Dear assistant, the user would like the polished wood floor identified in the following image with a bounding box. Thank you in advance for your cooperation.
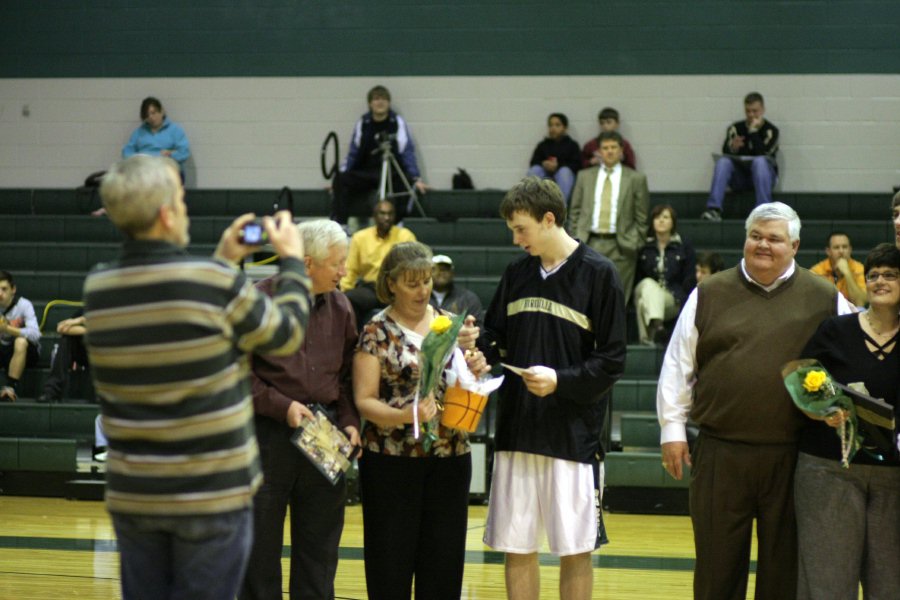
[0,495,754,599]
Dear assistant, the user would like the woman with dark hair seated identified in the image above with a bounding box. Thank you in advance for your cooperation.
[633,204,696,345]
[795,243,900,599]
[122,96,191,176]
[527,112,581,203]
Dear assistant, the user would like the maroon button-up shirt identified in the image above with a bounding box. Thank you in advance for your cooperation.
[251,277,360,431]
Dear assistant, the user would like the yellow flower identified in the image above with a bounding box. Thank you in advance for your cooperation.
[430,315,452,334]
[802,370,828,393]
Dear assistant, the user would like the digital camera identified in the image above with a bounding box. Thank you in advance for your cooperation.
[239,220,268,245]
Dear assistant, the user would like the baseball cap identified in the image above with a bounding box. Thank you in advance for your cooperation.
[432,254,453,266]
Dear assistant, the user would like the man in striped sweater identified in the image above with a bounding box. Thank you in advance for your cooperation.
[83,155,311,600]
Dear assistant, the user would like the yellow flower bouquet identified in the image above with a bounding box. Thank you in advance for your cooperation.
[414,312,468,450]
[782,359,861,467]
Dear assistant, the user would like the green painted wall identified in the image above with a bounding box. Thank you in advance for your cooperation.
[2,1,898,77]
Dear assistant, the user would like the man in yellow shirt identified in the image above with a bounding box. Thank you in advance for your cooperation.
[341,200,416,326]
[809,232,866,307]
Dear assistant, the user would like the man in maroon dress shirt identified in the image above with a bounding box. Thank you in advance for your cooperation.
[240,219,359,600]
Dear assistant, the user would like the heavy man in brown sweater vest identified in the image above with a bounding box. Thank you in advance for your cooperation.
[656,202,853,600]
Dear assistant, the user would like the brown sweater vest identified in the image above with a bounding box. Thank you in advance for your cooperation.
[693,266,837,444]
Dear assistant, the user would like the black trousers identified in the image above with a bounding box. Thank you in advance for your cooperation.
[690,433,799,600]
[240,416,347,600]
[41,334,89,401]
[359,450,471,600]
[331,167,412,224]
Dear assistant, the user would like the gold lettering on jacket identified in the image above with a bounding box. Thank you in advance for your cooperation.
[507,297,592,333]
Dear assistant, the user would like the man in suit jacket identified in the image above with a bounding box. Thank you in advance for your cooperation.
[568,130,649,304]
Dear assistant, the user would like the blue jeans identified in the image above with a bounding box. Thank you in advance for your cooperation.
[111,508,253,600]
[707,156,776,210]
[528,164,575,202]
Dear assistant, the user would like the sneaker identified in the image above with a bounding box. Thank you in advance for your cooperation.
[93,446,108,462]
[0,386,17,402]
[700,208,722,222]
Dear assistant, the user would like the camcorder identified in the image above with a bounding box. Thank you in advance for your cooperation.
[374,131,396,145]
[239,220,268,245]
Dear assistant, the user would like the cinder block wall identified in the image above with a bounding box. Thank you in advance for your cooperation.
[1,2,897,193]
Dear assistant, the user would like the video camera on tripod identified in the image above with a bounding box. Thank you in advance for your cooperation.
[374,131,397,149]
[371,131,425,218]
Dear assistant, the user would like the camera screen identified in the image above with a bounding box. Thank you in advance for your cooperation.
[242,223,264,245]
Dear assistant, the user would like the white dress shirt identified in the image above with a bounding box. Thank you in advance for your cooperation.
[657,260,855,444]
[591,163,621,233]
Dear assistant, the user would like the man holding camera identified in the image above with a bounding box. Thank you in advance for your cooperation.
[83,154,311,600]
[331,85,428,225]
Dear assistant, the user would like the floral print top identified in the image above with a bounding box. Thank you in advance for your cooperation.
[357,309,470,457]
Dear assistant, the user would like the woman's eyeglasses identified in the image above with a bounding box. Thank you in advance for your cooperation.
[865,271,900,282]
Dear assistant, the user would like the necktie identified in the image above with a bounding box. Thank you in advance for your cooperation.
[598,167,613,233]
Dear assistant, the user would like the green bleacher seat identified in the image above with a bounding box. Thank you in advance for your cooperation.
[32,189,100,215]
[428,246,521,278]
[0,189,34,214]
[183,190,231,216]
[423,190,504,220]
[18,438,77,471]
[50,404,99,441]
[620,413,661,448]
[623,346,662,379]
[652,192,892,222]
[612,379,658,412]
[605,451,666,487]
[454,276,500,306]
[11,272,87,301]
[0,437,18,469]
[605,451,690,489]
[62,216,123,243]
[407,217,512,247]
[183,189,329,218]
[226,190,282,216]
[405,219,455,246]
[0,403,51,436]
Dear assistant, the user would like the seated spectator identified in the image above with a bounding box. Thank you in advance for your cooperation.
[809,232,867,307]
[0,271,40,401]
[581,107,636,170]
[695,251,724,285]
[38,312,91,403]
[429,254,485,324]
[122,97,191,177]
[634,205,696,345]
[701,92,779,221]
[341,200,416,327]
[331,85,427,225]
[527,112,581,203]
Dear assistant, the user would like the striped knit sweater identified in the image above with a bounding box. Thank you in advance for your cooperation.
[84,240,310,516]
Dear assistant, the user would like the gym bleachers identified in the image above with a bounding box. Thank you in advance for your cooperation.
[0,187,892,508]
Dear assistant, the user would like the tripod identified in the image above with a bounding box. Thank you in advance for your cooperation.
[376,139,426,218]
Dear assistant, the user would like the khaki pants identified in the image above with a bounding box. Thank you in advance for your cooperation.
[587,234,635,305]
[634,278,677,343]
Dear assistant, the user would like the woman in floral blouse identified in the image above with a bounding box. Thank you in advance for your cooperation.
[353,241,485,599]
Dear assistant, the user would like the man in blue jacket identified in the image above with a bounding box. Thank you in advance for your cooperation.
[331,85,428,225]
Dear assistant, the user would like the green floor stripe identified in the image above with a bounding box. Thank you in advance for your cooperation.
[0,535,758,573]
